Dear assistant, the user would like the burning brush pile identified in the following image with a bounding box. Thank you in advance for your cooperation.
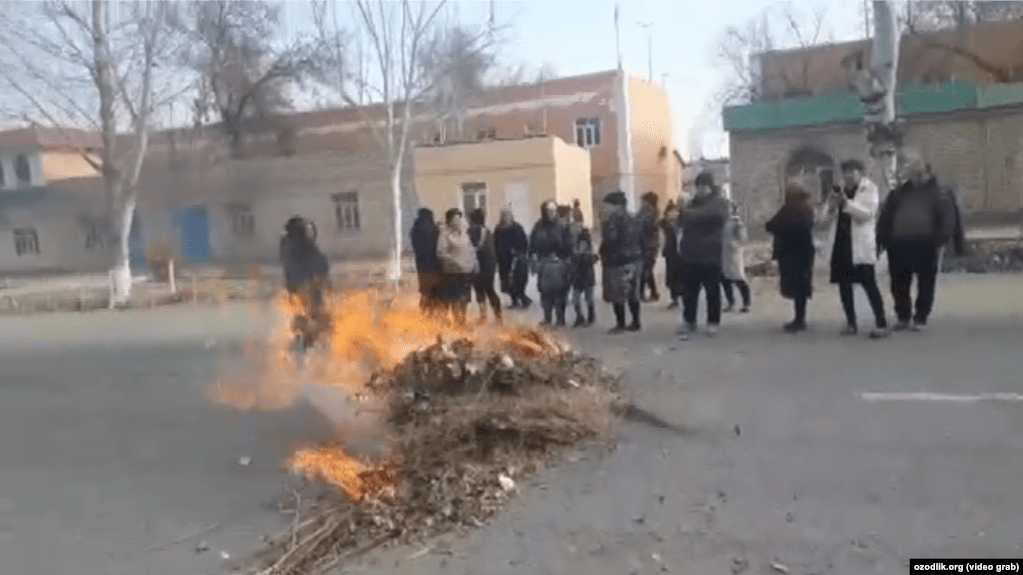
[222,290,623,575]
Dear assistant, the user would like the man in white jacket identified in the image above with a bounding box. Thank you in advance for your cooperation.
[826,159,889,338]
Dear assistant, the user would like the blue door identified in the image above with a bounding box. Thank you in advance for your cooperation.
[173,205,213,263]
[128,208,147,270]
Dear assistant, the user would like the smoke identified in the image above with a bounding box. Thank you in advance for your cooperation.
[298,378,389,459]
[687,122,706,161]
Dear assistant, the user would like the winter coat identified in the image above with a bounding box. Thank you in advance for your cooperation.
[877,176,963,253]
[821,177,880,266]
[766,206,815,300]
[468,225,497,279]
[572,226,598,289]
[437,226,478,274]
[638,203,661,260]
[678,194,730,267]
[279,235,330,295]
[600,210,644,267]
[721,214,748,281]
[660,216,683,290]
[410,217,440,272]
[528,219,573,260]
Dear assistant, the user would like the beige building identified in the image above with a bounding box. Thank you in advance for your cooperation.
[413,135,593,230]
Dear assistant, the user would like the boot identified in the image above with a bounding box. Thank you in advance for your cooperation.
[587,303,595,326]
[573,315,586,328]
[608,303,627,334]
[626,300,641,331]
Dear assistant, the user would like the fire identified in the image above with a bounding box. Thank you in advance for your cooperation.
[210,285,562,501]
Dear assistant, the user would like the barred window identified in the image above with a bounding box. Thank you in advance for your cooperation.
[332,191,361,231]
[226,202,256,239]
[13,227,39,256]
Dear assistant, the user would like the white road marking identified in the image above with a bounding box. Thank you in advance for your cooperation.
[860,392,1023,403]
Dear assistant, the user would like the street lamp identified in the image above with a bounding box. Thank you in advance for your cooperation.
[637,20,653,82]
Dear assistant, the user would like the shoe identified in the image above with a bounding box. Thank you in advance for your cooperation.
[783,321,807,334]
[555,318,567,328]
[572,317,587,328]
[677,323,696,340]
[539,319,551,328]
[869,328,891,339]
[911,318,927,332]
[740,306,750,313]
[608,325,627,335]
[893,320,911,332]
[840,324,858,336]
[650,293,660,302]
[706,325,718,338]
[667,300,679,310]
[626,322,641,332]
[587,306,596,326]
[722,304,735,313]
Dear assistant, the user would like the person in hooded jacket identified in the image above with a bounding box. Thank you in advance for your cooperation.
[660,200,684,309]
[467,208,503,324]
[766,183,816,334]
[677,172,730,339]
[410,208,441,315]
[493,209,531,309]
[600,191,645,333]
[279,215,331,349]
[529,200,574,327]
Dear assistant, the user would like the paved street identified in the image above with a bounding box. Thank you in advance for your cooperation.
[1,274,1022,575]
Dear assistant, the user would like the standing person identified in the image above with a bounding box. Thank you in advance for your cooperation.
[827,159,889,338]
[570,209,598,327]
[493,209,531,309]
[529,200,573,327]
[876,147,965,331]
[720,202,752,313]
[638,191,662,302]
[660,200,684,309]
[467,208,503,324]
[599,191,644,333]
[279,216,332,350]
[676,172,730,339]
[410,208,441,316]
[436,208,477,327]
[766,184,816,333]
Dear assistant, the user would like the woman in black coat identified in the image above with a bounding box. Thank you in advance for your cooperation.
[660,200,683,309]
[493,209,531,308]
[766,183,816,334]
[468,208,503,324]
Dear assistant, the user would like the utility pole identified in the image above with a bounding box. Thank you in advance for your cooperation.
[638,21,653,82]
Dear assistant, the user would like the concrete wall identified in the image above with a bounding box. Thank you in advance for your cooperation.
[552,137,594,228]
[628,76,679,208]
[40,151,101,181]
[730,108,1023,235]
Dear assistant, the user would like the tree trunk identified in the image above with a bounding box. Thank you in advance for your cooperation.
[108,194,137,307]
[387,158,404,283]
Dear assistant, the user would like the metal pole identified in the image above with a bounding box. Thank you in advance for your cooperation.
[638,21,653,82]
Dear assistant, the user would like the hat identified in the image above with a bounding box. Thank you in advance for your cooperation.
[603,191,627,206]
[694,171,715,188]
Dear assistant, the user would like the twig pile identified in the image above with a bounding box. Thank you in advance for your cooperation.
[240,327,623,575]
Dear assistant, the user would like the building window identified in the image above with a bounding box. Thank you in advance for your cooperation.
[461,182,487,215]
[13,227,39,256]
[575,117,601,148]
[476,127,496,140]
[14,154,31,186]
[226,202,256,239]
[84,219,108,251]
[332,191,361,231]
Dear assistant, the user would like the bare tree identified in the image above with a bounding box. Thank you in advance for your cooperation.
[902,0,1023,82]
[0,0,183,306]
[310,0,499,282]
[178,0,315,157]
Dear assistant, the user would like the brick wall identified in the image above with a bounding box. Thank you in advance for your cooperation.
[730,108,1023,237]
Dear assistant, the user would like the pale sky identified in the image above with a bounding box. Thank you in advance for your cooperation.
[282,0,868,161]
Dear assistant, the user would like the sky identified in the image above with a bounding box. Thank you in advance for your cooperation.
[282,0,869,161]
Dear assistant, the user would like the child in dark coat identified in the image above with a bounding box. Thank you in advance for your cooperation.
[766,183,816,333]
[570,210,598,327]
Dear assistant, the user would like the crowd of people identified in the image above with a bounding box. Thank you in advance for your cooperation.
[278,145,965,346]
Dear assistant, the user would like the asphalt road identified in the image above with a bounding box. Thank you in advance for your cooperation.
[2,274,1022,575]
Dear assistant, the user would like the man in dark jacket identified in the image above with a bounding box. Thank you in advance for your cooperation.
[677,172,730,338]
[638,191,662,302]
[493,209,531,308]
[600,191,644,333]
[410,208,441,315]
[530,200,574,327]
[877,148,965,331]
[279,216,331,350]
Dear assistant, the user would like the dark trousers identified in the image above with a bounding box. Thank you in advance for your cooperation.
[472,271,502,321]
[640,256,659,299]
[838,273,887,329]
[680,263,723,326]
[887,241,939,323]
[572,285,595,321]
[721,279,751,308]
[793,296,808,324]
[540,290,568,325]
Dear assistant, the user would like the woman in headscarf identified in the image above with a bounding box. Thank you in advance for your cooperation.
[279,215,331,350]
[766,183,816,333]
[660,200,683,309]
[529,199,573,327]
[493,209,531,308]
[410,208,441,315]
[436,208,478,326]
